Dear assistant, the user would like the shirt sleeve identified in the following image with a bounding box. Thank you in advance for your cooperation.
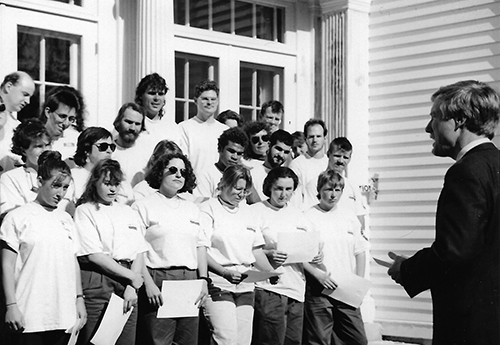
[0,172,26,215]
[0,211,20,252]
[74,205,105,256]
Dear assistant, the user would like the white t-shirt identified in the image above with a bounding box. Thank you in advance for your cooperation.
[249,163,270,202]
[179,117,228,178]
[74,202,147,261]
[304,204,369,276]
[132,192,209,269]
[338,175,367,217]
[0,166,72,215]
[113,138,151,188]
[141,116,182,157]
[0,113,21,175]
[251,201,311,302]
[199,197,265,293]
[288,154,328,211]
[51,127,80,161]
[0,202,79,332]
[193,163,222,198]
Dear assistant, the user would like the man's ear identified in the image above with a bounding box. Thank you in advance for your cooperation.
[37,176,43,188]
[454,118,466,131]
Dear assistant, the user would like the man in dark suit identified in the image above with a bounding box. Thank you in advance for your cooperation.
[388,80,500,344]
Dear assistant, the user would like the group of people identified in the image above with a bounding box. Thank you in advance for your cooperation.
[0,71,369,345]
[1,69,498,345]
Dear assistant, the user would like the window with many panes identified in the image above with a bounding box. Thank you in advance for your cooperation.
[175,53,218,123]
[174,0,285,43]
[239,63,283,123]
[17,26,80,121]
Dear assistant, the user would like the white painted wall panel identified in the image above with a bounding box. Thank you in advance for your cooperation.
[368,0,500,339]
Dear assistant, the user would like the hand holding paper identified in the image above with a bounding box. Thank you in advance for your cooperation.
[277,231,319,264]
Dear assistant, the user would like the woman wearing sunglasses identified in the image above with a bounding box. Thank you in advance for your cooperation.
[132,152,208,345]
[1,150,87,345]
[74,158,147,345]
[200,165,275,345]
[242,121,270,169]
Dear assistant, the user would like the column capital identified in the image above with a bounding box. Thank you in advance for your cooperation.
[319,0,371,14]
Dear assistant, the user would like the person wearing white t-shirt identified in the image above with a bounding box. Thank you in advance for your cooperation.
[250,167,318,345]
[179,80,228,179]
[200,165,275,345]
[289,119,328,211]
[74,159,147,345]
[303,170,369,345]
[0,71,35,174]
[134,73,182,156]
[1,151,86,345]
[133,153,209,345]
[194,127,248,199]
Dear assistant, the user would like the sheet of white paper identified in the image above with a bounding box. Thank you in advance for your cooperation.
[241,270,282,283]
[90,293,133,345]
[277,231,319,264]
[322,272,371,308]
[157,280,203,318]
[373,257,393,268]
[66,319,79,345]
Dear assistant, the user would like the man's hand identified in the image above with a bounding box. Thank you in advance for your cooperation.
[387,251,407,285]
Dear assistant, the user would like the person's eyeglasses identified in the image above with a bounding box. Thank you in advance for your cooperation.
[53,111,76,124]
[166,166,188,177]
[94,143,117,152]
[251,135,270,144]
[234,188,252,196]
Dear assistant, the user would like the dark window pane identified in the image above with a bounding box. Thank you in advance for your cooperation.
[175,57,186,98]
[189,60,210,99]
[239,66,253,106]
[257,69,274,107]
[239,108,253,124]
[188,102,197,119]
[174,0,186,25]
[45,37,70,84]
[277,8,284,43]
[213,0,231,33]
[51,0,82,5]
[190,0,209,29]
[235,1,253,37]
[17,85,40,122]
[256,5,273,41]
[175,101,185,123]
[18,32,40,79]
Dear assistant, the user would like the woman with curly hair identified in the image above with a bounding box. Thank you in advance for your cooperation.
[132,152,208,345]
[74,159,147,345]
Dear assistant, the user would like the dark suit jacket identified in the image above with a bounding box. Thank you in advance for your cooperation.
[400,142,500,345]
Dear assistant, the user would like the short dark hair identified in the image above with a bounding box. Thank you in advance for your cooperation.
[76,159,123,208]
[217,110,242,127]
[194,80,219,98]
[269,129,293,148]
[317,170,345,199]
[262,167,299,198]
[37,150,71,182]
[260,100,284,116]
[304,118,328,137]
[1,72,23,90]
[113,102,146,132]
[217,165,253,192]
[327,137,352,156]
[431,80,500,139]
[242,121,270,159]
[145,153,196,193]
[218,127,248,152]
[40,86,85,131]
[135,73,169,118]
[73,127,113,167]
[11,118,49,162]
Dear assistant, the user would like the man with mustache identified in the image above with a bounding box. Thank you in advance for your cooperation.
[250,129,294,202]
[0,71,35,174]
[388,80,500,345]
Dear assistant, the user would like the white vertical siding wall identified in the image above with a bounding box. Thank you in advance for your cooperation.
[368,0,500,338]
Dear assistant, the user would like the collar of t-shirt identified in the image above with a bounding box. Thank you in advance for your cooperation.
[456,137,491,162]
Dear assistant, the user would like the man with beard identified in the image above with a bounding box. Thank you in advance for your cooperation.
[194,127,248,199]
[112,102,148,202]
[0,71,35,174]
[250,129,293,202]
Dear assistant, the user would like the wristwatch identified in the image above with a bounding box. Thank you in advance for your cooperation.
[199,276,212,285]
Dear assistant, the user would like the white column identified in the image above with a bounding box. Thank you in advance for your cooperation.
[135,0,176,119]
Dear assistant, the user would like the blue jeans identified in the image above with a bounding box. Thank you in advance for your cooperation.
[252,288,304,345]
[137,267,199,345]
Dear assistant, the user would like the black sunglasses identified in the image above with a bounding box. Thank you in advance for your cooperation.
[94,143,117,152]
[251,134,270,144]
[166,166,188,177]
